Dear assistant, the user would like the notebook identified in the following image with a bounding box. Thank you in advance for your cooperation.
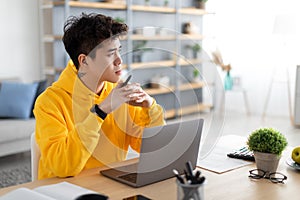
[100,118,204,187]
[0,182,105,200]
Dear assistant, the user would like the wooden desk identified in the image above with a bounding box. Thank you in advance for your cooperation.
[0,156,299,199]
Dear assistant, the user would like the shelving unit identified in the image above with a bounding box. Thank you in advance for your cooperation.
[53,1,127,9]
[39,0,214,119]
[131,4,176,13]
[130,59,202,70]
[144,82,205,95]
[179,7,208,15]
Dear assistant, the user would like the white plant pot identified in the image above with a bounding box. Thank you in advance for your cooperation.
[254,151,281,176]
[192,76,201,83]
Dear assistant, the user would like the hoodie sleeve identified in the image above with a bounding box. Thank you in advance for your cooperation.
[34,91,102,179]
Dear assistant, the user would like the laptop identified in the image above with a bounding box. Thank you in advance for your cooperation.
[100,118,204,187]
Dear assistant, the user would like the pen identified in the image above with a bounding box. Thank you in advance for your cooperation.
[185,161,194,178]
[183,169,190,181]
[197,176,206,184]
[173,169,184,184]
[121,75,132,87]
[195,170,201,180]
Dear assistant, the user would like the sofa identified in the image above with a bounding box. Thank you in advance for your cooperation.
[0,79,47,157]
[0,118,35,157]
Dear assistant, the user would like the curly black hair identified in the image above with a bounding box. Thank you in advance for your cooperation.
[62,13,128,69]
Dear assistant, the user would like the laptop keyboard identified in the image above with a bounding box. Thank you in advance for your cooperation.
[118,173,137,183]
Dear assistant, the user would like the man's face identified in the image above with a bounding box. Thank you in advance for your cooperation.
[86,38,123,84]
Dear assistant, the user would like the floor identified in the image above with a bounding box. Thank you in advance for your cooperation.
[0,151,30,172]
[0,111,299,183]
[221,112,300,147]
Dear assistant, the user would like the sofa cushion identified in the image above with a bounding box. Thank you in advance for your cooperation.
[30,79,48,118]
[0,82,38,119]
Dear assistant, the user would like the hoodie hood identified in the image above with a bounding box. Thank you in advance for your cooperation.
[53,60,111,103]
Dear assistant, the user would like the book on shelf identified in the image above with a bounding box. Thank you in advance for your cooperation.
[0,181,107,200]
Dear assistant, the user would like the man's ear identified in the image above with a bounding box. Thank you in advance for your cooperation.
[78,54,88,67]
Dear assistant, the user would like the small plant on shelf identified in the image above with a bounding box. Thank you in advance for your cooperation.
[114,17,125,23]
[186,43,201,59]
[193,69,200,78]
[195,0,208,9]
[192,69,201,83]
[164,0,169,7]
[145,0,150,6]
[132,40,152,63]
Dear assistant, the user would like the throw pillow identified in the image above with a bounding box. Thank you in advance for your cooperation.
[0,82,38,119]
[30,80,48,118]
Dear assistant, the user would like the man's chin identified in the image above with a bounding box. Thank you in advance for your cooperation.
[108,78,120,84]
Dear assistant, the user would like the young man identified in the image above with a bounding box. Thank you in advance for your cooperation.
[34,13,165,180]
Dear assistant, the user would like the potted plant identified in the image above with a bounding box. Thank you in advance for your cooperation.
[164,0,169,7]
[195,0,208,9]
[192,69,201,83]
[186,43,201,59]
[132,40,152,63]
[145,0,150,6]
[247,128,288,175]
[114,17,125,23]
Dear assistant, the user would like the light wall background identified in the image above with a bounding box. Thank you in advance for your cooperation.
[204,0,300,117]
[1,0,300,117]
[0,0,40,82]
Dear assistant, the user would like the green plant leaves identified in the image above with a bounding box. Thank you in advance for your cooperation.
[247,128,288,155]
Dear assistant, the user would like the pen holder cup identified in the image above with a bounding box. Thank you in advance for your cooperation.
[177,180,204,200]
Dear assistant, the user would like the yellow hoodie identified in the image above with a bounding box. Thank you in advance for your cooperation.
[34,60,165,180]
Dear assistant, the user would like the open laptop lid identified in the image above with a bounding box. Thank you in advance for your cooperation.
[100,118,204,187]
[135,118,204,186]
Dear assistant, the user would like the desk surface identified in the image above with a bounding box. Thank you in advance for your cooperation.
[0,156,299,200]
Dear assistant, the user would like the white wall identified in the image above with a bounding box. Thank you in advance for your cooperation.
[0,0,40,82]
[204,0,300,117]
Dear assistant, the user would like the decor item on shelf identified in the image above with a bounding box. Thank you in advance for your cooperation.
[134,27,156,37]
[211,49,232,90]
[186,43,201,59]
[192,69,201,83]
[132,40,152,63]
[151,75,170,89]
[182,22,200,34]
[195,0,208,9]
[142,27,156,37]
[104,0,126,4]
[247,128,288,176]
[156,27,168,36]
[211,49,231,72]
[144,0,150,6]
[114,17,125,23]
[164,0,169,7]
[182,22,191,34]
[224,71,233,90]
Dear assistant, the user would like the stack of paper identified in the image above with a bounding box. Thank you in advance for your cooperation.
[197,135,253,173]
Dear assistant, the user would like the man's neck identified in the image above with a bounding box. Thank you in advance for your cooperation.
[78,74,104,95]
[96,81,104,95]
